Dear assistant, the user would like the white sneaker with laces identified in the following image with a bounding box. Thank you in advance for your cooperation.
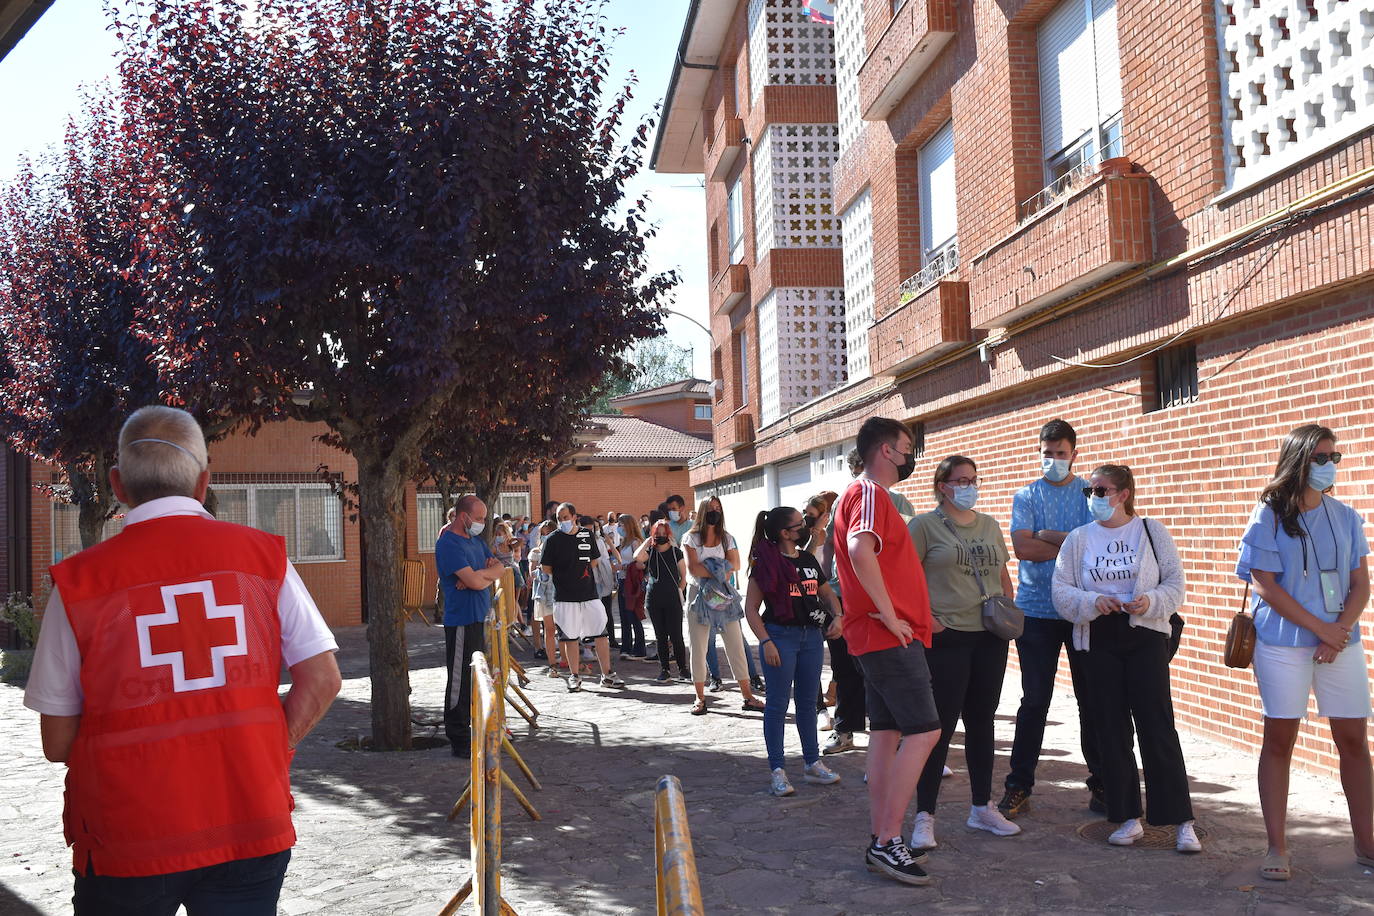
[1176,821,1202,853]
[566,674,582,692]
[1109,818,1144,846]
[803,760,841,785]
[967,804,1022,836]
[823,731,855,755]
[911,811,937,850]
[600,672,626,688]
[770,768,795,797]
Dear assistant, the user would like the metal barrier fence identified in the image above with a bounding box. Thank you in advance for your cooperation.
[654,775,705,916]
[439,652,518,916]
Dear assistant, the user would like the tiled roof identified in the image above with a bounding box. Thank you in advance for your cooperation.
[609,377,712,406]
[576,415,711,464]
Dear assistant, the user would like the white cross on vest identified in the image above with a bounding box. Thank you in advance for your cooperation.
[135,580,248,693]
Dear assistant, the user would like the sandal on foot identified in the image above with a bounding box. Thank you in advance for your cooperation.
[1356,852,1374,868]
[690,699,708,716]
[1259,853,1291,881]
[742,698,766,711]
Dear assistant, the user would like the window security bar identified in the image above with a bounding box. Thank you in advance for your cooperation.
[898,239,960,303]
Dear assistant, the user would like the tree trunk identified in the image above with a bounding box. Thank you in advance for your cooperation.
[65,459,114,550]
[355,448,412,750]
[475,465,507,548]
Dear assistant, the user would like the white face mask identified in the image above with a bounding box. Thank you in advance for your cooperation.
[558,520,574,535]
[1041,456,1072,482]
[467,520,486,537]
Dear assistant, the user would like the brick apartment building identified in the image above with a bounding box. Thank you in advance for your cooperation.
[652,0,1374,773]
[0,380,711,626]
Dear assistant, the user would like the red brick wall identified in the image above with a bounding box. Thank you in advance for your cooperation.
[546,465,695,524]
[620,400,712,438]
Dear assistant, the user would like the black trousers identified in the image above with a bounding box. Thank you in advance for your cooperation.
[917,627,1009,812]
[828,633,867,733]
[444,622,486,750]
[1085,613,1194,825]
[601,594,616,642]
[1007,616,1104,793]
[647,594,687,673]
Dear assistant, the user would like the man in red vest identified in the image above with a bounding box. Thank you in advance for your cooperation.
[23,406,342,914]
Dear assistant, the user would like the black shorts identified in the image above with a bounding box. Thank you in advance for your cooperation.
[854,641,941,736]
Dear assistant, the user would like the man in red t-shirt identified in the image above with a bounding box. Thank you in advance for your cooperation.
[833,417,941,887]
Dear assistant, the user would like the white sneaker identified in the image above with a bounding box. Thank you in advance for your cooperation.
[823,731,855,755]
[803,760,841,785]
[942,765,953,778]
[566,674,582,692]
[600,672,626,688]
[770,767,795,797]
[967,804,1021,837]
[1109,818,1144,846]
[911,811,938,850]
[1176,821,1202,854]
[819,710,834,732]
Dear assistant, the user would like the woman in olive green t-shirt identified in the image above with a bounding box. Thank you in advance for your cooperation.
[905,455,1020,850]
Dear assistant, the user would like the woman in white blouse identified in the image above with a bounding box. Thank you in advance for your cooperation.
[1051,464,1199,853]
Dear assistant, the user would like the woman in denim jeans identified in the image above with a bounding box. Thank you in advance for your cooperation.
[743,506,844,797]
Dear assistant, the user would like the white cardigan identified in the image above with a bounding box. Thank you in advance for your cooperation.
[1051,517,1186,651]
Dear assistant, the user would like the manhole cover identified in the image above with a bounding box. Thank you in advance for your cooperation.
[1076,820,1209,850]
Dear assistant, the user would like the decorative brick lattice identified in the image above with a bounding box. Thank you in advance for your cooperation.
[841,189,874,380]
[835,0,866,153]
[758,288,848,426]
[1216,0,1374,189]
[752,123,842,251]
[748,0,839,104]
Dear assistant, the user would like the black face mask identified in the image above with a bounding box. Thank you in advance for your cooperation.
[704,510,723,526]
[653,536,668,545]
[892,448,916,483]
[796,529,811,550]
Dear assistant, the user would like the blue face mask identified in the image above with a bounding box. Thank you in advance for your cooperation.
[1088,495,1115,522]
[558,520,574,535]
[1308,460,1337,492]
[948,484,979,511]
[668,510,681,522]
[1041,456,1072,482]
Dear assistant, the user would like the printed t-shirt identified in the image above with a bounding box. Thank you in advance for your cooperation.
[1077,516,1144,600]
[1009,475,1092,618]
[435,528,495,627]
[1237,497,1369,647]
[908,510,1009,631]
[539,528,601,603]
[762,549,827,627]
[833,476,933,655]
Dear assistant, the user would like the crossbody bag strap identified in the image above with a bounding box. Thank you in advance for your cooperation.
[935,509,989,600]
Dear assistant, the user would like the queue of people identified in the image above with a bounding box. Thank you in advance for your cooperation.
[441,416,1371,890]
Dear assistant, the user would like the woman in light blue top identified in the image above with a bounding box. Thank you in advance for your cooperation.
[1236,424,1373,881]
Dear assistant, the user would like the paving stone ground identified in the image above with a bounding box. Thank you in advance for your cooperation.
[2,622,1372,915]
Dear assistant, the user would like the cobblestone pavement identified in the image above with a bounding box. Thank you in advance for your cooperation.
[2,623,1372,915]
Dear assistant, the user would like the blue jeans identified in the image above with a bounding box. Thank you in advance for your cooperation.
[73,849,290,915]
[759,623,824,771]
[617,588,645,655]
[706,626,759,679]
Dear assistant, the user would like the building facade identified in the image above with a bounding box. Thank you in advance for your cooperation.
[653,0,1374,774]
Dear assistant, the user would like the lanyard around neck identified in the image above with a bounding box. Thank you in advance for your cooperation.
[1296,498,1339,577]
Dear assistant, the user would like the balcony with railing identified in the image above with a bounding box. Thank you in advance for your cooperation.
[858,0,958,121]
[968,156,1152,329]
[870,243,970,377]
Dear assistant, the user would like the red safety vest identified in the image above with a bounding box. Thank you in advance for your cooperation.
[50,514,296,877]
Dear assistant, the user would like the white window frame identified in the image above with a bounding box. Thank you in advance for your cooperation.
[1038,0,1123,185]
[49,503,126,566]
[727,176,746,265]
[213,482,345,563]
[694,404,713,421]
[918,120,958,263]
[417,491,532,553]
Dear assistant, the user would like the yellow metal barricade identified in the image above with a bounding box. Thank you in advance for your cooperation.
[655,775,705,916]
[440,652,520,916]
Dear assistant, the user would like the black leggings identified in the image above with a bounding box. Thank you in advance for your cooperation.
[647,594,687,672]
[917,627,1009,812]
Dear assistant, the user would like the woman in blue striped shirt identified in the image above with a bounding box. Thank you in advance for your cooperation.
[1237,424,1373,881]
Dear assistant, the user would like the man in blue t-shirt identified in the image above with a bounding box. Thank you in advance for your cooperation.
[435,495,505,757]
[999,419,1105,819]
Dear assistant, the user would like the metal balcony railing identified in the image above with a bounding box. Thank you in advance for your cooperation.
[899,240,959,304]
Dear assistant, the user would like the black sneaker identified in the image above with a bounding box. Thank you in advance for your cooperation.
[533,648,547,660]
[750,675,766,695]
[708,677,724,693]
[865,836,933,886]
[678,668,691,681]
[655,669,672,683]
[998,786,1031,819]
[1088,784,1107,815]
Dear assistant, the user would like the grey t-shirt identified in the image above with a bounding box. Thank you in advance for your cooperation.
[908,510,1009,631]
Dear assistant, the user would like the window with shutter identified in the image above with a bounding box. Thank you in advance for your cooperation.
[1037,0,1123,185]
[727,176,746,264]
[918,121,957,261]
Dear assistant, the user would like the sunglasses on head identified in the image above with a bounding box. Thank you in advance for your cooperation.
[1311,451,1342,465]
[1082,486,1118,498]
